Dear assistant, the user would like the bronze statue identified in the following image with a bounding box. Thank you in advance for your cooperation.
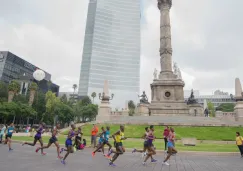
[138,91,149,104]
[187,89,198,105]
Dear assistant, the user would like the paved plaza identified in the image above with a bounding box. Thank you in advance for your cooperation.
[0,144,242,171]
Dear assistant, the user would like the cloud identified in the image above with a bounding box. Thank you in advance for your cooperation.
[0,0,242,97]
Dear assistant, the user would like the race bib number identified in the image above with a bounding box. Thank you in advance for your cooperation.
[78,134,81,137]
[9,130,13,133]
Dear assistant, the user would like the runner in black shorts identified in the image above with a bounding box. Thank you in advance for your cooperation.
[36,123,62,159]
[22,122,46,155]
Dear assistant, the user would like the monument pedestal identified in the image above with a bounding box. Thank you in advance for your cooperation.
[136,103,149,116]
[149,73,189,115]
[234,101,243,122]
[188,104,204,117]
[96,101,111,123]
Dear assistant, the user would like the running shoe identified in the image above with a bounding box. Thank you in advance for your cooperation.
[41,152,47,156]
[35,147,40,153]
[105,154,112,159]
[109,162,116,167]
[107,149,112,156]
[92,152,95,157]
[9,148,13,151]
[142,162,146,166]
[162,162,169,166]
[151,159,157,163]
[132,149,136,153]
[57,156,63,159]
[60,148,65,154]
[61,160,66,165]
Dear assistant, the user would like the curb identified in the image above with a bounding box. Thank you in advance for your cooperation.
[11,140,239,156]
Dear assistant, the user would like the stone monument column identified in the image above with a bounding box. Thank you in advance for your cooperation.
[149,0,189,115]
[96,80,114,123]
[159,0,173,75]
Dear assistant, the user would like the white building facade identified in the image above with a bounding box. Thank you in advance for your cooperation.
[78,0,141,109]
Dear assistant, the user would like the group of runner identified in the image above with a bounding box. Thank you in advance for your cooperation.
[2,122,177,167]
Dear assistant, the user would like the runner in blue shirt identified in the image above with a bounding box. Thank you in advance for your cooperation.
[92,126,112,157]
[5,123,14,151]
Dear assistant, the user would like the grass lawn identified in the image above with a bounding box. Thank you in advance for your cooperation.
[63,124,242,141]
[12,136,239,152]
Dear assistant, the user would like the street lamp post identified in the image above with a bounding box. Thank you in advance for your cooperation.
[98,92,114,101]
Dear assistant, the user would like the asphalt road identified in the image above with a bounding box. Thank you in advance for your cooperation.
[0,143,242,171]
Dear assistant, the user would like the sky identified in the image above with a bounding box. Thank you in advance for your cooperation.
[0,0,242,98]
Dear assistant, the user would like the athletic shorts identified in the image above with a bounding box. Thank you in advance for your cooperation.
[49,136,58,144]
[147,141,153,147]
[5,134,12,139]
[103,140,109,145]
[115,142,123,148]
[167,141,174,148]
[34,136,41,141]
[65,139,72,147]
[76,136,81,141]
[144,141,148,147]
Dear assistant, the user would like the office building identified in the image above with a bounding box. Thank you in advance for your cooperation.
[78,0,141,109]
[0,51,59,95]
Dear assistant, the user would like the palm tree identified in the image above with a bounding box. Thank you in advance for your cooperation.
[72,84,77,94]
[91,92,96,103]
[8,81,20,102]
[28,82,38,106]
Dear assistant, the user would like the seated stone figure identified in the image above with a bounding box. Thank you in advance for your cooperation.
[187,89,198,105]
[138,91,149,104]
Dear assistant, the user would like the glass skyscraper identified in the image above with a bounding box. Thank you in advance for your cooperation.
[78,0,141,109]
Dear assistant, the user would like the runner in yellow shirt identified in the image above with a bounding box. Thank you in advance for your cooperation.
[236,132,243,157]
[106,125,127,167]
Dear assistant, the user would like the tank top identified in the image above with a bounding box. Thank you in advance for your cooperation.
[105,130,110,141]
[168,132,175,142]
[147,131,154,144]
[67,130,75,140]
[7,127,14,136]
[115,131,124,143]
[35,126,43,138]
[52,127,58,137]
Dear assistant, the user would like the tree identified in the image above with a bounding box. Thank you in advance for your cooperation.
[207,101,215,117]
[8,81,20,102]
[91,92,96,103]
[54,102,74,125]
[74,97,97,122]
[79,96,92,106]
[60,94,68,104]
[28,82,38,106]
[0,81,8,102]
[216,103,235,112]
[0,102,36,124]
[13,94,28,104]
[45,91,60,124]
[72,84,77,94]
[128,100,136,116]
[81,104,98,122]
[32,91,46,124]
